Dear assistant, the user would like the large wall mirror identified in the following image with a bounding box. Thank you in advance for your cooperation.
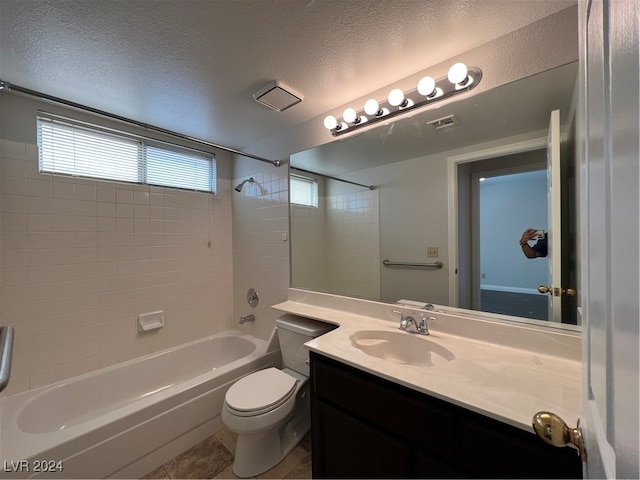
[289,62,579,328]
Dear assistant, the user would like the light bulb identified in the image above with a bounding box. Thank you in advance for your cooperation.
[364,99,380,116]
[323,115,338,130]
[343,107,358,124]
[388,88,405,107]
[448,63,468,85]
[417,76,436,97]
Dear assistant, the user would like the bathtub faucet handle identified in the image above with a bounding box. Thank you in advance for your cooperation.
[239,314,255,324]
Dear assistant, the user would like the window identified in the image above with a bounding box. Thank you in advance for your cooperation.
[290,173,318,207]
[37,113,216,193]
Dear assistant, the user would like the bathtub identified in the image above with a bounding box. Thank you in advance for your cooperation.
[0,330,280,479]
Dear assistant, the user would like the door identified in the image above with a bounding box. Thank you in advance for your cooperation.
[473,166,548,319]
[534,1,639,475]
[580,0,639,477]
[546,109,562,322]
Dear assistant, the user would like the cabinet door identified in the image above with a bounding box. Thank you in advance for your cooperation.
[414,451,465,478]
[313,400,411,479]
[312,355,456,461]
[460,417,581,478]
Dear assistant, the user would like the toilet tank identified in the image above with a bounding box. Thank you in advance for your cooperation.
[276,315,335,376]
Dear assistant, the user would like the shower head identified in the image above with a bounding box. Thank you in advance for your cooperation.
[234,177,255,192]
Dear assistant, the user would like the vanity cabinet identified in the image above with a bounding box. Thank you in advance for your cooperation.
[310,352,582,479]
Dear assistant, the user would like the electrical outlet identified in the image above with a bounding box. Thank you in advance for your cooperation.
[427,247,438,257]
[482,273,486,279]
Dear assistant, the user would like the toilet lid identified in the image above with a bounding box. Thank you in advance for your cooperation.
[226,368,297,413]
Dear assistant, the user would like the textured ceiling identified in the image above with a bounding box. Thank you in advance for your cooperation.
[0,0,576,151]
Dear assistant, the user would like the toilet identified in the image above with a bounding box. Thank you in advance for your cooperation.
[222,316,335,478]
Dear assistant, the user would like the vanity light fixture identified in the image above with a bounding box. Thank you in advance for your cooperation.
[323,115,348,133]
[323,63,482,137]
[363,98,389,117]
[388,88,413,109]
[417,76,437,97]
[448,63,468,85]
[342,107,366,125]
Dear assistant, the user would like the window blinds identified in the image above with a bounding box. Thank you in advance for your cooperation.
[37,114,216,193]
[290,173,318,207]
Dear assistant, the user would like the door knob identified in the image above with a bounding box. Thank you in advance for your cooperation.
[537,285,577,296]
[532,411,586,461]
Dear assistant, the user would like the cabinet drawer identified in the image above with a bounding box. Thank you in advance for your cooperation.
[312,354,456,461]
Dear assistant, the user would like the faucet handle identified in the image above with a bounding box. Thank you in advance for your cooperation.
[417,315,436,335]
[393,310,416,331]
[392,310,410,321]
[392,310,407,328]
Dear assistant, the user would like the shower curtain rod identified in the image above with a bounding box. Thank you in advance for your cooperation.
[290,166,375,190]
[0,79,281,167]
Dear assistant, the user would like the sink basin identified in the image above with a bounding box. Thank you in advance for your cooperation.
[350,330,455,367]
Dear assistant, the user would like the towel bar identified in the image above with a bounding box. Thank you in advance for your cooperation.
[382,259,443,269]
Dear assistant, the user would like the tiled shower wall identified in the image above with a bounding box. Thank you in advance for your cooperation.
[324,190,380,299]
[232,163,289,343]
[290,200,326,292]
[0,139,234,395]
[290,188,380,300]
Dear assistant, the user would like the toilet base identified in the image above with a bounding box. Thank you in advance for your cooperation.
[231,383,310,478]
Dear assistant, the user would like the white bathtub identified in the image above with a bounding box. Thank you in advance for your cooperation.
[0,330,280,479]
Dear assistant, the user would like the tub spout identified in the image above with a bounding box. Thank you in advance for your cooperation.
[239,314,255,324]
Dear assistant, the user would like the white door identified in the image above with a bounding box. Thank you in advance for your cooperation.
[580,0,639,477]
[534,0,639,475]
[546,109,562,323]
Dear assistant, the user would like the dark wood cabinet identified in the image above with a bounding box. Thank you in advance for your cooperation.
[310,352,582,479]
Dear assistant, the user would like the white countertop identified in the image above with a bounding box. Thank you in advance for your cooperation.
[273,291,582,433]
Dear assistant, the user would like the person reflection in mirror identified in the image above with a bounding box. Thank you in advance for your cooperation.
[519,228,548,258]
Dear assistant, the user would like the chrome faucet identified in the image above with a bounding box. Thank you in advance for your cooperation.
[392,310,431,335]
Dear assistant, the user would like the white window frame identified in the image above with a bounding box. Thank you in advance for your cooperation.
[37,112,217,193]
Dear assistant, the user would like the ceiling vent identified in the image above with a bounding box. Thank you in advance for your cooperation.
[253,81,303,112]
[427,114,456,130]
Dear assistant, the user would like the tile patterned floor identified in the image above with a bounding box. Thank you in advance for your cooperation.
[141,427,312,479]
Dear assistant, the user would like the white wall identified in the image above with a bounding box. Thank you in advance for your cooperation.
[316,130,547,306]
[479,171,548,292]
[368,153,450,305]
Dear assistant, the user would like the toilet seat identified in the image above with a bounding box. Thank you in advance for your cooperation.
[225,368,297,417]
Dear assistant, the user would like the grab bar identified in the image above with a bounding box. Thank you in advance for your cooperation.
[0,326,15,393]
[383,259,444,269]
